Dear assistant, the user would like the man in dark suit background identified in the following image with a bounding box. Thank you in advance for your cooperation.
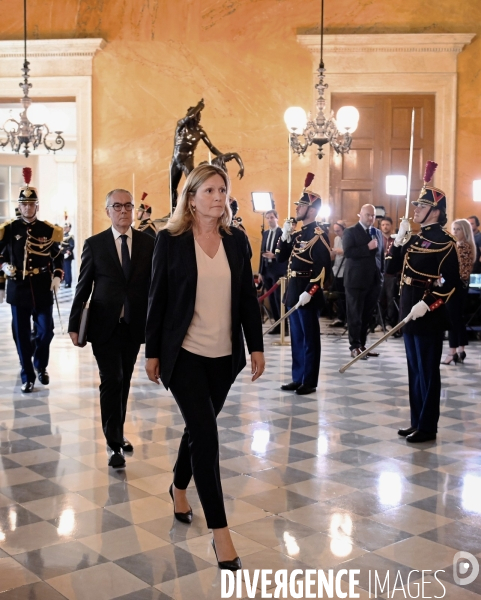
[343,204,384,358]
[68,189,155,468]
[258,209,286,333]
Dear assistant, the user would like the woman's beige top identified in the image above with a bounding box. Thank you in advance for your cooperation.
[182,239,232,357]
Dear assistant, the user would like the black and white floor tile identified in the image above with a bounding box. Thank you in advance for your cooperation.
[0,297,480,599]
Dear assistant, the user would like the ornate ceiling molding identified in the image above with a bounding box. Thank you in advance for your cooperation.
[298,33,475,52]
[298,33,475,73]
[0,39,106,76]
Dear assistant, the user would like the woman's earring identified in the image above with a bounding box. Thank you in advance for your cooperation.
[191,205,196,212]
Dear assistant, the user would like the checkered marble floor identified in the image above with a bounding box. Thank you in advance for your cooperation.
[0,298,480,600]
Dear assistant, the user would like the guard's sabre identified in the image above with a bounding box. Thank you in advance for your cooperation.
[263,305,298,336]
[339,315,413,374]
[287,134,292,220]
[404,108,415,220]
[53,289,65,335]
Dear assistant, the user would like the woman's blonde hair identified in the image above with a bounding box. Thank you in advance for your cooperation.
[452,218,477,264]
[166,164,233,236]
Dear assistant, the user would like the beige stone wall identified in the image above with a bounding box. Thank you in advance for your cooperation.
[1,0,480,260]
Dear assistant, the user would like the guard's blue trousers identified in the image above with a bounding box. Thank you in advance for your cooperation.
[11,305,54,384]
[404,332,443,434]
[288,306,321,388]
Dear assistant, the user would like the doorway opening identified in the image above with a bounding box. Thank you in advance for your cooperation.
[329,93,435,226]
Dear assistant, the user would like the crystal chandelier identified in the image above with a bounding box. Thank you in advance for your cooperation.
[284,0,359,160]
[0,0,65,158]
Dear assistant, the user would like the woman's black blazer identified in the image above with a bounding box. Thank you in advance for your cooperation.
[145,226,264,389]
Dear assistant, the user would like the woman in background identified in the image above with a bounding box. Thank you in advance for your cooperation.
[442,218,476,364]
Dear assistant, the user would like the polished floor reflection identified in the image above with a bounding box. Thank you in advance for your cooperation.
[0,296,481,599]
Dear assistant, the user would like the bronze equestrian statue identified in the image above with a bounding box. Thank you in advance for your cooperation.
[170,99,244,209]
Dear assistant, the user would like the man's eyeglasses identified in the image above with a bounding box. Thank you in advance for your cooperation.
[107,203,135,212]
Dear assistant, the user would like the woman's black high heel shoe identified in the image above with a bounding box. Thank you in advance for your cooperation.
[169,484,193,524]
[441,353,458,365]
[212,539,242,571]
[459,351,466,363]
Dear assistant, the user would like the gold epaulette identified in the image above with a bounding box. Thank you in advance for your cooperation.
[442,228,457,241]
[0,219,14,241]
[43,220,64,243]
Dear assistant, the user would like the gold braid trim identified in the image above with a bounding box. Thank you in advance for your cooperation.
[293,255,314,265]
[416,235,452,246]
[402,239,456,281]
[318,234,331,254]
[432,288,455,301]
[310,267,325,284]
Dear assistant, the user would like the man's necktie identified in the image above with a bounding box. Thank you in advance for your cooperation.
[266,230,274,260]
[120,234,131,322]
[120,234,131,279]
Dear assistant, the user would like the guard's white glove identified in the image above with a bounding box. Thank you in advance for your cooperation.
[2,263,16,277]
[408,300,429,320]
[394,219,410,247]
[296,291,312,308]
[50,276,61,295]
[281,220,293,242]
[0,290,5,303]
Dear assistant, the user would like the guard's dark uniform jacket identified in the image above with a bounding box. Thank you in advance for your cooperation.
[61,232,75,259]
[138,219,157,239]
[386,223,459,334]
[277,221,332,309]
[0,218,64,308]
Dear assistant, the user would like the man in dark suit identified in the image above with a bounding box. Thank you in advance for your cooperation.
[68,189,155,468]
[343,204,384,359]
[258,209,286,333]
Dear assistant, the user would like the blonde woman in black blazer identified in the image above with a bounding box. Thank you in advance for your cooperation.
[145,164,264,571]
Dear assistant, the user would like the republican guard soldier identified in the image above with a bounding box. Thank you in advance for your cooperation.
[0,168,63,393]
[61,222,75,288]
[136,193,157,238]
[387,161,460,442]
[277,173,331,395]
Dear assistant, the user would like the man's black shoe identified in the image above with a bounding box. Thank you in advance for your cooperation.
[21,382,34,393]
[350,348,367,360]
[295,384,316,395]
[37,370,50,385]
[398,426,416,437]
[107,447,126,468]
[122,438,134,452]
[281,382,301,391]
[361,347,379,358]
[406,430,436,443]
